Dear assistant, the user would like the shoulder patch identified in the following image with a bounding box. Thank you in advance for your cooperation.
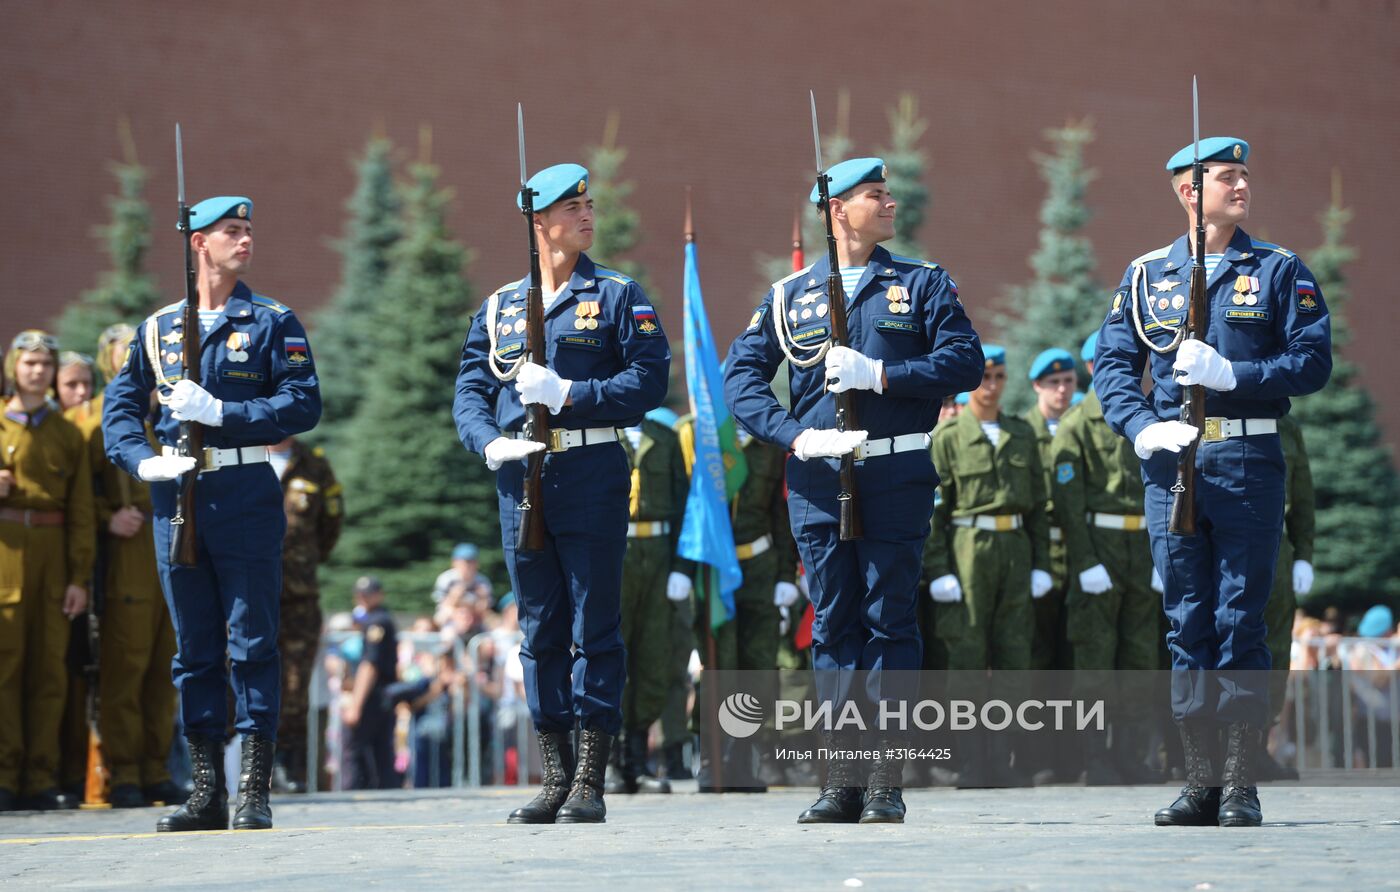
[889,254,941,270]
[1296,280,1321,314]
[1110,288,1127,316]
[1130,245,1172,267]
[770,264,815,291]
[747,304,769,331]
[251,295,290,315]
[1250,239,1296,259]
[631,305,663,336]
[1056,462,1075,485]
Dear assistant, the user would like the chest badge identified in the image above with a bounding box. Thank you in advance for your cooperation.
[161,330,182,346]
[886,285,912,314]
[1151,278,1180,293]
[575,300,601,330]
[225,331,251,363]
[1234,275,1261,306]
[500,304,524,318]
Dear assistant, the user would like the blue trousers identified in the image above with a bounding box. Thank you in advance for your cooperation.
[497,442,629,736]
[152,464,285,741]
[787,449,934,710]
[1142,434,1284,725]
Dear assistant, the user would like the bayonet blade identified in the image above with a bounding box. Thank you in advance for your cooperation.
[517,103,528,188]
[809,90,824,174]
[175,123,186,208]
[1192,76,1200,162]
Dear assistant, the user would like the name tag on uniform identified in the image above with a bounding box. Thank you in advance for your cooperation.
[792,325,829,344]
[875,318,919,334]
[1224,308,1270,324]
[557,334,603,350]
[220,369,266,384]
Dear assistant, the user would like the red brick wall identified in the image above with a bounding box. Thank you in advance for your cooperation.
[4,1,1397,433]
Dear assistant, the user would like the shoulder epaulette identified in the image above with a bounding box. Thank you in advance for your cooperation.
[493,279,524,297]
[889,254,941,271]
[251,295,290,315]
[151,301,183,320]
[1249,239,1296,259]
[1130,245,1172,267]
[770,264,815,291]
[595,267,633,286]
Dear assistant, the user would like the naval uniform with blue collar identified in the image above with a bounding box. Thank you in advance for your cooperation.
[724,159,984,730]
[102,197,321,831]
[454,164,670,824]
[1093,139,1330,827]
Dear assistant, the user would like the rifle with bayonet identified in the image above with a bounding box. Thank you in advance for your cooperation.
[810,92,863,541]
[1169,77,1207,536]
[171,123,204,566]
[515,104,549,553]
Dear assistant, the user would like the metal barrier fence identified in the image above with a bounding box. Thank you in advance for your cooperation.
[1285,636,1400,775]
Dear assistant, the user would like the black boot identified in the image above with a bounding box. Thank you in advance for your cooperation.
[110,784,146,809]
[271,749,306,794]
[157,736,228,832]
[604,729,634,795]
[555,729,611,824]
[1113,724,1164,784]
[508,729,575,824]
[1218,721,1263,827]
[0,788,14,812]
[663,741,693,780]
[627,730,671,794]
[232,734,275,830]
[1082,728,1124,786]
[797,736,864,824]
[859,747,905,824]
[1155,722,1221,826]
[143,778,190,806]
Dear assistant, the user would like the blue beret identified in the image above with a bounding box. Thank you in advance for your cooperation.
[646,406,679,429]
[452,543,479,561]
[1358,605,1393,637]
[189,196,252,230]
[954,392,970,406]
[982,344,1006,367]
[1029,348,1076,381]
[811,157,887,205]
[1165,137,1249,173]
[518,163,589,211]
[1070,391,1085,407]
[1081,331,1099,364]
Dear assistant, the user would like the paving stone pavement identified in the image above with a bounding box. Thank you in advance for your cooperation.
[1,785,1394,890]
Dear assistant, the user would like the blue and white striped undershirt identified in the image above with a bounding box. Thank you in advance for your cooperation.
[198,310,221,332]
[1203,253,1226,279]
[839,267,863,299]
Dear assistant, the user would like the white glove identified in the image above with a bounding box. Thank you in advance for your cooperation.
[168,379,223,427]
[929,574,963,603]
[778,605,791,636]
[1172,339,1237,392]
[1151,567,1165,594]
[137,454,197,482]
[515,362,572,414]
[1293,560,1314,596]
[824,346,884,394]
[1078,563,1113,595]
[666,572,693,602]
[1031,569,1053,599]
[793,428,868,461]
[773,581,800,608]
[483,436,546,471]
[1134,420,1199,461]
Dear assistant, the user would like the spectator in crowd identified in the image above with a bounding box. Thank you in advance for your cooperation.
[343,576,400,790]
[432,543,492,606]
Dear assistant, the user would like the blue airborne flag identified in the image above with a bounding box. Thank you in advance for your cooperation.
[678,237,747,630]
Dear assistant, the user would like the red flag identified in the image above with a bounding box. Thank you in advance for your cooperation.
[791,207,804,271]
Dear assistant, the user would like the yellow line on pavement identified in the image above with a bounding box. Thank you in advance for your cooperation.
[1,823,466,845]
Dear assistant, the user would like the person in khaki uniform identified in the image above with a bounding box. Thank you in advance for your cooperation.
[926,345,1051,786]
[1051,331,1160,783]
[0,330,95,811]
[607,412,686,795]
[267,435,342,793]
[65,325,182,808]
[1259,414,1313,780]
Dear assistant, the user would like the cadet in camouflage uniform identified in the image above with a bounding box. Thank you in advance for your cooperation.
[1260,414,1312,779]
[0,331,95,811]
[926,346,1051,785]
[677,413,799,791]
[268,435,343,792]
[1050,332,1160,783]
[65,326,182,808]
[608,411,688,795]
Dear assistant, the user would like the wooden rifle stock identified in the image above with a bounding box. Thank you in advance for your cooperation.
[516,182,549,553]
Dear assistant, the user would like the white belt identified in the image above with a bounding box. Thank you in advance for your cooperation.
[852,432,930,461]
[1049,526,1063,543]
[1201,417,1277,443]
[1090,512,1148,532]
[164,444,270,472]
[515,427,620,453]
[736,534,772,561]
[953,514,1022,532]
[627,520,671,538]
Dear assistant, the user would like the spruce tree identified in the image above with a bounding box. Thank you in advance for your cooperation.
[56,125,162,355]
[324,156,500,612]
[996,120,1103,412]
[877,93,930,258]
[584,112,652,294]
[1291,180,1400,610]
[308,135,403,452]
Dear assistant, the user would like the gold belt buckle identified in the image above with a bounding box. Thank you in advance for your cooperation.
[200,448,218,472]
[994,515,1015,532]
[1124,515,1145,532]
[548,429,566,452]
[1202,418,1224,443]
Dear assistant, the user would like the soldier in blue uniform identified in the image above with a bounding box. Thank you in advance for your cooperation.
[1094,139,1331,827]
[454,163,670,825]
[103,196,321,832]
[724,158,984,825]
